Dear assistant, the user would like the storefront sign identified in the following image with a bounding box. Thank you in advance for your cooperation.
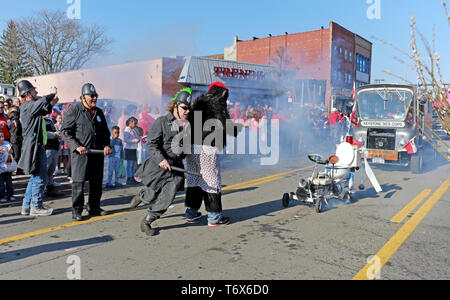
[213,67,266,81]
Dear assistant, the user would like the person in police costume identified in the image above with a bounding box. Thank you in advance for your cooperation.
[61,83,112,221]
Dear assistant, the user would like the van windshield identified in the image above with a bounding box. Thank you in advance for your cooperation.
[358,89,413,121]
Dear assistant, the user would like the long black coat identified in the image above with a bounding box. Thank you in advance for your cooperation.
[61,103,110,182]
[17,95,56,174]
[134,112,185,193]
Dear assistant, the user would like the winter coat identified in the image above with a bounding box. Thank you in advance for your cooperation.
[134,112,185,194]
[61,103,110,182]
[17,95,56,174]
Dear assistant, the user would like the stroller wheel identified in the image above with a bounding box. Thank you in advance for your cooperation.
[282,193,290,208]
[343,192,353,204]
[315,197,326,213]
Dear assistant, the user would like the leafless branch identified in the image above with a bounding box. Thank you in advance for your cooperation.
[15,10,111,75]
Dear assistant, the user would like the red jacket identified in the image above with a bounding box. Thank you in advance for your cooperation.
[328,111,342,125]
[137,112,156,136]
[0,114,10,141]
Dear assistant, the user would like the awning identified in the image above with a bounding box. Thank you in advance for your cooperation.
[178,56,281,93]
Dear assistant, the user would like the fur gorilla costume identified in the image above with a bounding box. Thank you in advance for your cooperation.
[184,82,244,224]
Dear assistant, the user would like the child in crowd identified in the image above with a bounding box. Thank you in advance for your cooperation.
[0,131,15,203]
[9,110,23,175]
[124,117,140,185]
[106,126,124,188]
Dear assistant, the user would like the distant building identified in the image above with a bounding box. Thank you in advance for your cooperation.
[225,21,372,112]
[19,57,186,110]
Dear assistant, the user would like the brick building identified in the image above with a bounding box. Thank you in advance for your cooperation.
[225,21,372,112]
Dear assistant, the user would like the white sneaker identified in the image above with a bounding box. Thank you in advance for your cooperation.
[0,198,7,203]
[21,207,30,216]
[9,197,16,201]
[30,207,54,216]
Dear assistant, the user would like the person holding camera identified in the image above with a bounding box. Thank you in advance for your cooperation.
[18,80,59,217]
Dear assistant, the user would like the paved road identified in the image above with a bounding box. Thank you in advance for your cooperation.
[0,152,448,280]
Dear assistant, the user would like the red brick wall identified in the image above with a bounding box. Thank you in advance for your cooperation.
[236,22,362,110]
[236,28,332,108]
[237,28,331,80]
[330,22,355,90]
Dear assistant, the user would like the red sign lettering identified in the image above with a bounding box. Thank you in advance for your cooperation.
[213,66,265,81]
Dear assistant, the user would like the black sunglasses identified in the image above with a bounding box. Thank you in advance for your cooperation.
[178,105,190,110]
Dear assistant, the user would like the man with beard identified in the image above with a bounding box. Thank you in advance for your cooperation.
[132,88,192,236]
[18,80,59,216]
[61,83,112,221]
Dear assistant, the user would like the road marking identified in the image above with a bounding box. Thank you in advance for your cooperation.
[0,166,312,246]
[390,189,432,223]
[223,166,312,191]
[0,212,130,245]
[353,177,450,280]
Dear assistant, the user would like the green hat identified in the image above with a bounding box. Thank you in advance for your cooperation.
[171,88,192,106]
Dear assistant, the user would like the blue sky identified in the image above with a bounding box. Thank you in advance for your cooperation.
[0,0,448,83]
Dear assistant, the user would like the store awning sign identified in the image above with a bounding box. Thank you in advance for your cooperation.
[213,66,266,81]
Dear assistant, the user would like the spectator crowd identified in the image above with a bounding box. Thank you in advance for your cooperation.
[0,92,350,218]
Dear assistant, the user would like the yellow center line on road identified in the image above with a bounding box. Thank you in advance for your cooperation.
[353,177,450,280]
[390,189,432,224]
[0,166,312,246]
[222,166,313,191]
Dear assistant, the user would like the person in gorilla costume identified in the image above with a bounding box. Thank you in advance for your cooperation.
[184,81,244,226]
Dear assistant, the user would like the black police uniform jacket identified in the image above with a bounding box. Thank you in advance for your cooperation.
[18,94,56,174]
[61,103,111,182]
[135,111,185,194]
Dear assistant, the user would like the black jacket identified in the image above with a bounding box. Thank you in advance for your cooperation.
[17,94,56,174]
[135,112,185,193]
[9,115,22,145]
[61,103,110,182]
[44,117,60,151]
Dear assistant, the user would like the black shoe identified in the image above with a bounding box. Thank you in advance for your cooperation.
[186,212,203,223]
[208,216,231,227]
[88,209,108,217]
[130,195,142,209]
[46,191,62,198]
[45,185,62,197]
[72,211,83,222]
[140,216,156,236]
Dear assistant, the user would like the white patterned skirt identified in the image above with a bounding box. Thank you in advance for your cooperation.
[185,144,221,194]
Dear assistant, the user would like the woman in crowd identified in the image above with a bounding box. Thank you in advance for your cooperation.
[124,117,140,185]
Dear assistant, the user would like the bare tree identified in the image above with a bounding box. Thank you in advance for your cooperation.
[15,10,111,75]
